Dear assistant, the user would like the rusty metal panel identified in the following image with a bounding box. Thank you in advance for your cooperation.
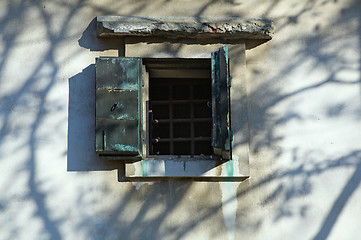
[211,46,232,160]
[96,89,138,120]
[95,57,143,159]
[95,119,139,155]
[96,57,142,90]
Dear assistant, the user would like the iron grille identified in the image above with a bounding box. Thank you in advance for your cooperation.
[149,78,212,155]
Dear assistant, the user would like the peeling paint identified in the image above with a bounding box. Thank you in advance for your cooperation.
[111,144,138,152]
[109,113,136,120]
[220,155,240,240]
[132,160,154,190]
[141,160,148,177]
[226,159,234,176]
[107,88,124,92]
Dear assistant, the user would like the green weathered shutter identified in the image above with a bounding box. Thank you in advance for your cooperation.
[95,57,143,159]
[211,46,232,160]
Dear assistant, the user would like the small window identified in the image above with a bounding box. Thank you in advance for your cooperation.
[95,46,232,160]
[147,66,212,156]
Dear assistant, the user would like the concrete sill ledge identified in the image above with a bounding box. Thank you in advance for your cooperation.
[125,156,249,181]
[97,16,274,41]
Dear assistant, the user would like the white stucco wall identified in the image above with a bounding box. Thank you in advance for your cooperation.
[0,0,360,239]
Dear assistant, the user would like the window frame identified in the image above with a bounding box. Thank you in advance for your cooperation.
[143,58,214,158]
[95,48,232,161]
[95,41,251,179]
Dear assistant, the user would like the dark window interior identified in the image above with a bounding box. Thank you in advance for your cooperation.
[149,78,212,155]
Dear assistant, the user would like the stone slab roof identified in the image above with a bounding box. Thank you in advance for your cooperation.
[97,16,274,41]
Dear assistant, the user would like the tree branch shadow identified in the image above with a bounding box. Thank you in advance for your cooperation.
[1,0,360,239]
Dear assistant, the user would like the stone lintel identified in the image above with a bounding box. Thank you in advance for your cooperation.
[125,156,249,180]
[97,16,274,41]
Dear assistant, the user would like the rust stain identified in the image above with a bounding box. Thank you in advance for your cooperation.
[206,23,219,33]
[107,88,124,92]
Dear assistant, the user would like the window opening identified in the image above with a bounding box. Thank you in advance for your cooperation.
[95,47,232,160]
[148,72,212,156]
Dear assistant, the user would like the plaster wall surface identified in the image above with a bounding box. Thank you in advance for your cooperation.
[0,0,360,240]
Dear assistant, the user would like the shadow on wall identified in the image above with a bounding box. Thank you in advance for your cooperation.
[241,0,361,239]
[67,64,125,172]
[67,61,229,238]
[69,20,228,239]
[65,0,361,239]
[78,18,124,51]
[68,17,128,173]
[312,152,361,240]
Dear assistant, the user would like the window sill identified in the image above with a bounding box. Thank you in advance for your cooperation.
[125,156,249,181]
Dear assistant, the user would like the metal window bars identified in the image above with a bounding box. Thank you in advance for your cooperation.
[149,78,212,155]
